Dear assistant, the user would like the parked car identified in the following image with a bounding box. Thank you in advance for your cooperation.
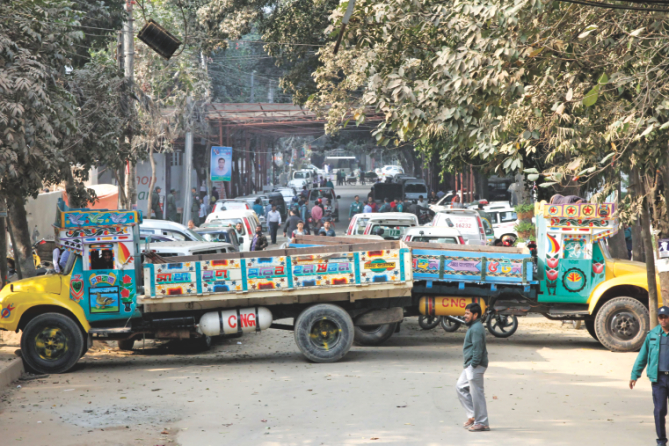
[212,199,251,213]
[289,170,314,190]
[431,209,492,245]
[308,187,341,221]
[142,241,236,258]
[140,219,206,242]
[346,212,419,236]
[403,180,429,201]
[203,209,261,252]
[194,227,242,252]
[139,234,175,244]
[362,221,415,240]
[403,227,465,245]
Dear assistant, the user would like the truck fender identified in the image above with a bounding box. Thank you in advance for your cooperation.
[5,293,91,333]
[587,272,651,315]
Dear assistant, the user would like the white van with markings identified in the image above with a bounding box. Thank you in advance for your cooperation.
[431,210,490,245]
[346,212,419,236]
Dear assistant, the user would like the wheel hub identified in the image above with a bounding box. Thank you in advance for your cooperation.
[610,312,639,340]
[34,327,68,361]
[309,319,341,351]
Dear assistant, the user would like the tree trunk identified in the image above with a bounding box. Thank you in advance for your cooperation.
[632,220,645,263]
[125,159,137,208]
[659,159,669,306]
[635,170,659,327]
[7,193,36,278]
[147,144,156,216]
[608,180,629,259]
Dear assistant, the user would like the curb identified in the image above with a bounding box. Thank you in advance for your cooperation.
[0,358,24,388]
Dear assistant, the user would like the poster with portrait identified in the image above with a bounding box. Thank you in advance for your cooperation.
[210,146,232,182]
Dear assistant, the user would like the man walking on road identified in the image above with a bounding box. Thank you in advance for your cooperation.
[349,195,364,220]
[283,210,301,239]
[457,302,490,432]
[631,306,669,446]
[166,189,178,222]
[151,186,163,219]
[267,204,282,244]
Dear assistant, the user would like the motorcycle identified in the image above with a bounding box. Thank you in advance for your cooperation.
[439,312,519,338]
[6,239,52,282]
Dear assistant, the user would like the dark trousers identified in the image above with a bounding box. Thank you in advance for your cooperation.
[653,374,669,445]
[269,222,279,244]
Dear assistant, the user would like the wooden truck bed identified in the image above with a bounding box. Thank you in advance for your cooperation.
[139,241,413,312]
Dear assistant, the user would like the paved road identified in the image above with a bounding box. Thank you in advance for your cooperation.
[0,318,654,445]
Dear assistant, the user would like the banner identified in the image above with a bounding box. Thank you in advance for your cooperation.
[210,146,232,182]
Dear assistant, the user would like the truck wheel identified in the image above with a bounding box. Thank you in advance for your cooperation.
[486,314,518,338]
[418,315,440,330]
[354,323,397,346]
[117,339,135,351]
[585,320,598,341]
[440,317,462,332]
[21,313,84,374]
[595,297,648,352]
[294,304,354,362]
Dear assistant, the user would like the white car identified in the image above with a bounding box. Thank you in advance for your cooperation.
[142,241,236,258]
[204,210,261,252]
[379,165,404,181]
[431,209,491,245]
[288,170,313,190]
[403,227,465,245]
[346,212,419,236]
[465,202,518,241]
[140,219,206,242]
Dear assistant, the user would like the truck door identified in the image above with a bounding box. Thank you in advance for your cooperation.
[78,242,139,322]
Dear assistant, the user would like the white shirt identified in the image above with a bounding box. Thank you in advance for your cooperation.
[267,210,282,224]
[52,248,61,273]
[199,203,207,218]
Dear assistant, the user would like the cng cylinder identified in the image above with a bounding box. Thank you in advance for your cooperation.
[418,297,486,317]
[198,307,273,336]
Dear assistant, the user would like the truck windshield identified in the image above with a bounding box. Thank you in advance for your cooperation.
[405,184,427,193]
[294,172,308,179]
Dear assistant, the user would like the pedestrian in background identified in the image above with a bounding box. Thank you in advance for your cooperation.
[151,186,163,219]
[283,209,301,239]
[630,306,669,446]
[190,188,200,226]
[323,221,336,237]
[253,198,265,218]
[266,199,274,217]
[625,225,633,260]
[311,201,323,231]
[251,225,268,251]
[198,199,207,222]
[378,198,391,213]
[359,170,365,185]
[457,303,490,432]
[349,195,364,220]
[267,204,282,244]
[166,189,178,222]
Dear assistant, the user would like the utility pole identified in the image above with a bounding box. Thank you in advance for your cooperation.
[182,97,194,226]
[250,70,255,102]
[124,0,137,209]
[268,79,274,103]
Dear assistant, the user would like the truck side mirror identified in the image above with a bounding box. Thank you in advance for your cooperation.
[336,195,341,199]
[238,237,244,244]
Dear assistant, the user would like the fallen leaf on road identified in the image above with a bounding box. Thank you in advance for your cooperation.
[397,404,407,408]
[493,396,498,400]
[370,438,379,440]
[152,389,161,392]
[161,430,169,434]
[261,420,267,422]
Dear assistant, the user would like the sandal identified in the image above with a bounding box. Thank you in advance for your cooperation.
[468,424,490,432]
[463,418,476,429]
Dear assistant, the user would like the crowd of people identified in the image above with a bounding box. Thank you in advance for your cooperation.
[149,185,221,227]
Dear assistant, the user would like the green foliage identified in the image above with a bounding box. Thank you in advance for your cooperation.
[514,221,536,235]
[514,204,535,214]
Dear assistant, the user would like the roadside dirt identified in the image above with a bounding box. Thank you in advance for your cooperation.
[0,316,652,445]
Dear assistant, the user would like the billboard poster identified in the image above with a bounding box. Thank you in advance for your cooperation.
[210,146,232,182]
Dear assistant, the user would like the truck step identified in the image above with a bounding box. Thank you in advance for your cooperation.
[548,306,590,316]
[89,327,132,336]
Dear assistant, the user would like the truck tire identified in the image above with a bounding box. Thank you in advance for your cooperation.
[585,320,598,341]
[294,304,354,362]
[354,323,398,346]
[21,313,84,374]
[595,297,648,352]
[117,339,135,351]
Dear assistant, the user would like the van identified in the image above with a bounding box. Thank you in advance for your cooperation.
[288,170,313,190]
[347,212,419,236]
[140,219,206,242]
[370,183,403,204]
[142,241,236,259]
[203,210,260,252]
[403,180,429,201]
[431,209,492,245]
